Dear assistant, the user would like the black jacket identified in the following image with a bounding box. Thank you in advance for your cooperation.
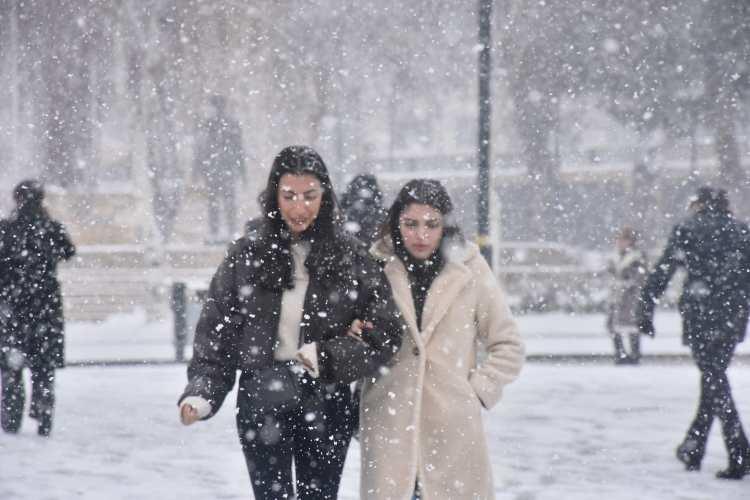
[0,209,76,368]
[639,209,750,345]
[180,219,405,417]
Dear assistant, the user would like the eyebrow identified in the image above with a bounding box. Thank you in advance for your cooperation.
[280,187,321,195]
[401,216,442,222]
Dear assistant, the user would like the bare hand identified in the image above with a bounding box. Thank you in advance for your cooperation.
[297,351,315,372]
[180,404,200,426]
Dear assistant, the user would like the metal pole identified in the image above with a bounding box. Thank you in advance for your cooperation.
[477,0,493,266]
[171,282,187,362]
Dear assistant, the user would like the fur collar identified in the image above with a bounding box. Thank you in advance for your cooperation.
[371,233,478,267]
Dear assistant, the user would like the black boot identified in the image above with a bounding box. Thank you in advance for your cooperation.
[37,409,52,437]
[716,447,750,480]
[613,335,628,365]
[1,368,25,433]
[676,440,702,471]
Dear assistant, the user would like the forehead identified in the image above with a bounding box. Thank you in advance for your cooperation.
[278,173,321,192]
[401,203,442,220]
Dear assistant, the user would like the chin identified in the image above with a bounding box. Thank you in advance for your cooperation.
[410,251,432,260]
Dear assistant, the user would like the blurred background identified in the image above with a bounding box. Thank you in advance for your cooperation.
[0,0,748,323]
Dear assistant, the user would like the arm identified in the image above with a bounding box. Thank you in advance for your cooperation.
[53,222,76,262]
[638,227,682,332]
[317,258,405,384]
[470,257,525,410]
[177,247,242,419]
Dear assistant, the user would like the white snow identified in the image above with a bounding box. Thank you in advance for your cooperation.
[60,310,750,364]
[1,311,749,499]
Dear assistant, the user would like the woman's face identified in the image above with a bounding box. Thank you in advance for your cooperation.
[277,173,323,236]
[398,203,444,260]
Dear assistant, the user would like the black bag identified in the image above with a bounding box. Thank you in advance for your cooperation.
[242,361,302,412]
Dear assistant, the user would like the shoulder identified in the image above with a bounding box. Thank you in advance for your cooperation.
[331,229,377,273]
[224,218,266,260]
[444,237,482,269]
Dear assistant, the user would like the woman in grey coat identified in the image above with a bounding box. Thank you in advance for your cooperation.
[606,226,648,364]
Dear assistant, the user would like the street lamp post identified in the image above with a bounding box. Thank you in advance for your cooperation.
[477,0,493,266]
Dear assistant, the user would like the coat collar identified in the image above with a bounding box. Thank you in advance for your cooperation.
[372,235,478,344]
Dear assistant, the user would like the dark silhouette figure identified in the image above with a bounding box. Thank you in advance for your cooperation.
[0,180,76,436]
[193,95,247,242]
[339,174,386,247]
[639,186,750,479]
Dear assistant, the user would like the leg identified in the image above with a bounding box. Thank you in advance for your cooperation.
[677,368,714,468]
[628,333,641,364]
[237,406,295,500]
[30,364,55,436]
[1,365,25,433]
[294,385,354,499]
[612,333,627,364]
[707,339,749,478]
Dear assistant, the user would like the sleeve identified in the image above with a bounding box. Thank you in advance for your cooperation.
[0,221,9,288]
[317,257,405,384]
[53,222,76,262]
[469,257,525,410]
[177,248,242,418]
[639,226,681,323]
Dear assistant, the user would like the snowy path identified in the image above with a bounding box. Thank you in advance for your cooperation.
[1,363,749,499]
[61,310,750,364]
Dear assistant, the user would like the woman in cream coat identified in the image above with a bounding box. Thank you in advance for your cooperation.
[356,179,524,499]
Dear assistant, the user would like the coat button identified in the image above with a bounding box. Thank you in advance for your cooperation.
[412,346,420,356]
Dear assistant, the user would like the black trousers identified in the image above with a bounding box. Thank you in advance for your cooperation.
[1,363,55,433]
[236,374,355,500]
[683,335,748,463]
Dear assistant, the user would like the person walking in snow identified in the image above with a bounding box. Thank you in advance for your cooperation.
[339,173,386,247]
[606,226,648,364]
[178,145,404,500]
[638,186,750,480]
[357,179,525,499]
[192,94,247,243]
[0,180,76,436]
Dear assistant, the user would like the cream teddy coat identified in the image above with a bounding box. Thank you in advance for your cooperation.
[360,237,525,500]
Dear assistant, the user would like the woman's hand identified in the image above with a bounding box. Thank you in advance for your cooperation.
[347,319,373,342]
[180,403,200,426]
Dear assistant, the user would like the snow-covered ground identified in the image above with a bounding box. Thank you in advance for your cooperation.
[1,311,749,499]
[61,310,750,363]
[2,363,749,499]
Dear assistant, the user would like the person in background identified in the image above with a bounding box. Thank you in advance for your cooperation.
[638,186,750,480]
[192,94,247,243]
[339,173,386,247]
[178,145,404,499]
[357,179,524,499]
[0,180,76,436]
[606,226,648,365]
